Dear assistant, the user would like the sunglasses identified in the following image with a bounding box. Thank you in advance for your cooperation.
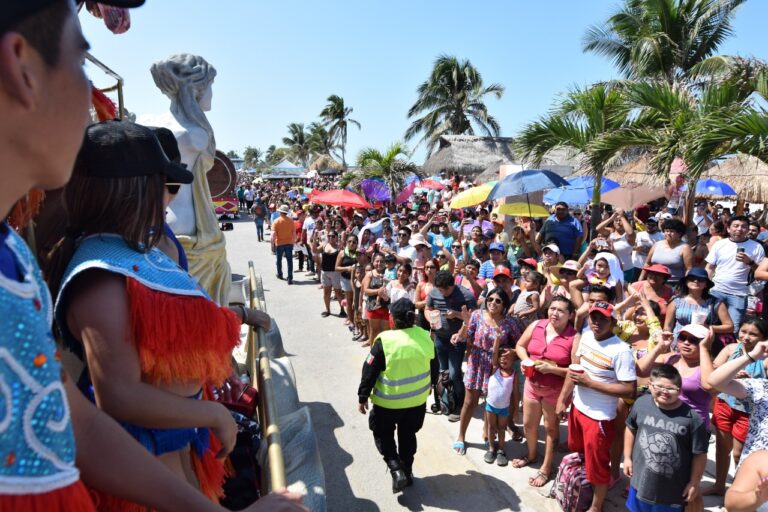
[437,254,447,259]
[487,297,504,305]
[425,265,437,270]
[166,184,181,195]
[328,234,338,238]
[677,335,700,344]
[559,269,577,276]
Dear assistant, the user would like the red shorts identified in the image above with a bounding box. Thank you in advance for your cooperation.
[523,380,562,406]
[567,406,615,485]
[713,398,750,443]
[367,307,390,320]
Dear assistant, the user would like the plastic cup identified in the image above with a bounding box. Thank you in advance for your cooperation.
[569,364,585,375]
[691,311,707,325]
[522,359,536,379]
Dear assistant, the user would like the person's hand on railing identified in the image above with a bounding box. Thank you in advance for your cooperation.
[232,305,272,332]
[242,489,308,511]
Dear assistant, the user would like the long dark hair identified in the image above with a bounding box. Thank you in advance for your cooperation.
[45,173,166,299]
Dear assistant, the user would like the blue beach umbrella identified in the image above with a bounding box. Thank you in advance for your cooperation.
[488,169,570,201]
[695,178,736,197]
[543,176,620,205]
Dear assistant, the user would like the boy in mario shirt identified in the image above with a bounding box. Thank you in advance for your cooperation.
[556,301,637,512]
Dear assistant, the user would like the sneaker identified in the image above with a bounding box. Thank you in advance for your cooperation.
[447,413,460,423]
[483,450,497,464]
[496,450,508,467]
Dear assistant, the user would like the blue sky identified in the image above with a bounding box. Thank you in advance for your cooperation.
[80,1,767,164]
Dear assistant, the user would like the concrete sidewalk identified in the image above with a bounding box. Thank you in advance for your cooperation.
[223,219,729,511]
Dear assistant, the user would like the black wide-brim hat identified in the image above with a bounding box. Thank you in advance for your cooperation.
[74,120,193,184]
[2,0,145,33]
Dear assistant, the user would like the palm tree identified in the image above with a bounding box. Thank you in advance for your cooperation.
[592,79,762,222]
[308,122,337,158]
[282,123,311,168]
[339,143,420,201]
[516,83,631,237]
[319,95,360,170]
[406,55,504,155]
[265,144,290,166]
[242,146,262,170]
[583,0,746,82]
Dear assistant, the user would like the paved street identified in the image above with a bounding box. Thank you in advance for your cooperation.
[223,219,728,511]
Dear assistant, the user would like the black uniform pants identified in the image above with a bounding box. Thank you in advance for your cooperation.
[369,403,426,468]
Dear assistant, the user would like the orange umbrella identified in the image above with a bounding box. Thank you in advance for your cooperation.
[418,179,445,190]
[601,183,666,211]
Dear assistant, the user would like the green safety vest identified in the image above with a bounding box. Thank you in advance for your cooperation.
[370,326,434,409]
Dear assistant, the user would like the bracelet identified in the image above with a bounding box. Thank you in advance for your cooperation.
[746,352,757,363]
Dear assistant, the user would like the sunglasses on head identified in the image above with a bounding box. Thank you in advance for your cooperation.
[165,183,181,195]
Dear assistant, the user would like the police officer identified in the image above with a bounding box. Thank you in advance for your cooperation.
[357,298,438,493]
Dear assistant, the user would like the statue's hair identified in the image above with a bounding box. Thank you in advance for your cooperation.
[150,54,216,161]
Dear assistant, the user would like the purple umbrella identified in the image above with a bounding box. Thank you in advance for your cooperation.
[361,179,391,202]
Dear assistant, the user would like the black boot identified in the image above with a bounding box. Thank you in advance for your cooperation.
[386,459,407,493]
[402,463,413,487]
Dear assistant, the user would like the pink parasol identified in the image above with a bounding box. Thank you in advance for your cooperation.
[394,182,417,205]
[418,179,445,190]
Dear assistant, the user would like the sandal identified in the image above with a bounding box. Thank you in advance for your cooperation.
[483,450,497,464]
[496,450,508,467]
[452,441,466,455]
[528,470,550,487]
[511,455,537,469]
[321,311,331,318]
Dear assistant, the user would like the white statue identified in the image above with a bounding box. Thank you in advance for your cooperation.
[148,54,230,304]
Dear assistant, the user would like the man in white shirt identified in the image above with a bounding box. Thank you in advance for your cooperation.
[706,215,765,335]
[301,207,319,276]
[556,301,636,512]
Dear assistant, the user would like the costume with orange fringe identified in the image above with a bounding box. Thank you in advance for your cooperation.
[0,226,96,511]
[55,234,241,511]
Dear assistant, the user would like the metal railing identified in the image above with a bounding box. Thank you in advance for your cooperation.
[246,261,286,492]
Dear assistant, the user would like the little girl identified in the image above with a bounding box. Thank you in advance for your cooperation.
[484,347,516,467]
[581,252,624,302]
[513,271,546,327]
[704,317,768,496]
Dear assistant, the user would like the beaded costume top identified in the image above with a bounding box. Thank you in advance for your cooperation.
[55,234,239,386]
[0,230,79,495]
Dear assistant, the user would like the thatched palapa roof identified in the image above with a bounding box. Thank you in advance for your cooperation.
[706,154,768,204]
[309,154,343,172]
[421,135,516,176]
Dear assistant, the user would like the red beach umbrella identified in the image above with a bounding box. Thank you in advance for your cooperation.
[311,189,371,209]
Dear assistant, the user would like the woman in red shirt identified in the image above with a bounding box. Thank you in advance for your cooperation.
[513,297,578,487]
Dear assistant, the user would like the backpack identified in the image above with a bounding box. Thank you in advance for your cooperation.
[549,452,593,512]
[430,370,457,415]
[252,204,264,217]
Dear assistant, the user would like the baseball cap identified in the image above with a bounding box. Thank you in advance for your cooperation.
[489,242,505,253]
[74,121,193,184]
[517,258,537,269]
[2,0,145,34]
[679,324,709,340]
[150,127,182,164]
[642,263,671,277]
[493,266,512,280]
[589,301,614,318]
[543,243,560,254]
[646,216,658,224]
[483,228,495,239]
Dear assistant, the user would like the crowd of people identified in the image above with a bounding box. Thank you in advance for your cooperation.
[247,172,768,511]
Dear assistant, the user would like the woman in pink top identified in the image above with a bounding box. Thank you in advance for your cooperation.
[514,296,578,487]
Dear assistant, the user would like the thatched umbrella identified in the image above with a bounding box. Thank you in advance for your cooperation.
[309,154,343,172]
[421,135,516,176]
[585,156,669,188]
[705,155,768,204]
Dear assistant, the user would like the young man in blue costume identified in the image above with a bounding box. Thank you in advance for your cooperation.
[0,1,304,510]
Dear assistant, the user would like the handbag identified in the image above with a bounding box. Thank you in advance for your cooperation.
[214,376,259,419]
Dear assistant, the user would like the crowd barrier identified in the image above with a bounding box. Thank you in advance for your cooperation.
[246,262,326,510]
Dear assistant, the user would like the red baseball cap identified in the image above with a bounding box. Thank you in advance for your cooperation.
[517,258,537,269]
[493,266,512,280]
[642,263,671,277]
[589,301,614,318]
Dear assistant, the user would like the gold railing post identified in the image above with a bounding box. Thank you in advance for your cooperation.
[247,261,286,492]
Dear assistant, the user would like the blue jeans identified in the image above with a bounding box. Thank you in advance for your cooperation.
[711,288,747,336]
[435,336,466,410]
[275,244,293,280]
[254,218,264,240]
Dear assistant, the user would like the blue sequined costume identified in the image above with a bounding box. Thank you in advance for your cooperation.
[0,229,79,496]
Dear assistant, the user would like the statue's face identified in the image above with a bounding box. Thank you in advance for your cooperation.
[198,84,213,111]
